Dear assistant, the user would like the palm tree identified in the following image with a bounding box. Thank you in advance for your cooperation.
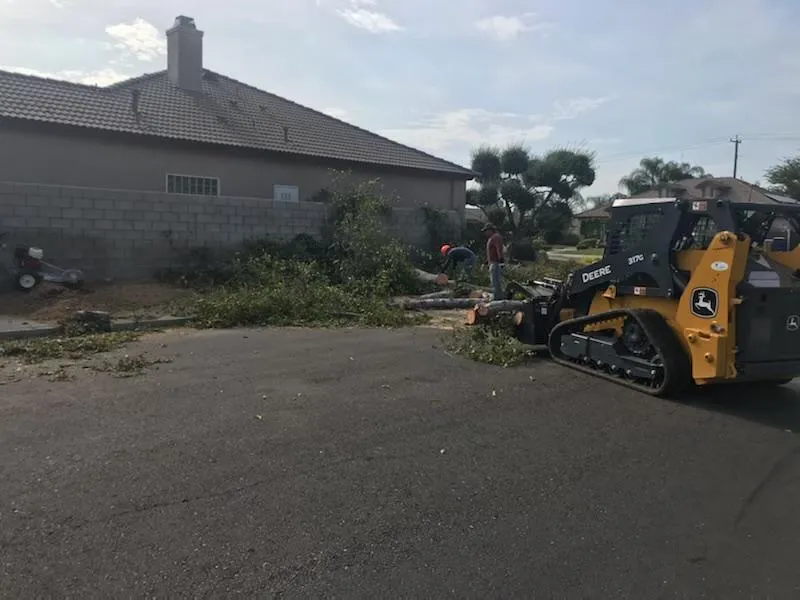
[619,157,710,195]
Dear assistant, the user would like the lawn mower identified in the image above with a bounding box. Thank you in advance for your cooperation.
[0,232,84,291]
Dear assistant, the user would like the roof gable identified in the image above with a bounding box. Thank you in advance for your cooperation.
[0,68,473,177]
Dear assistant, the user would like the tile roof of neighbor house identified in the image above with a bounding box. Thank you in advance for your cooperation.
[574,204,612,219]
[0,68,474,177]
[575,177,800,220]
[630,177,800,205]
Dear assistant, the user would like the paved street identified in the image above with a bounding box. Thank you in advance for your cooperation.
[1,327,800,598]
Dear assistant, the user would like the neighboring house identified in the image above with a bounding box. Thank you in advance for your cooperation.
[0,15,472,212]
[628,176,798,206]
[572,204,612,239]
[572,177,800,242]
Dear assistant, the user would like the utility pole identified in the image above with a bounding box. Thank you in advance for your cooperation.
[730,135,742,178]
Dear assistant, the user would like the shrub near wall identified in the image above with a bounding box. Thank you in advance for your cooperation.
[185,181,434,329]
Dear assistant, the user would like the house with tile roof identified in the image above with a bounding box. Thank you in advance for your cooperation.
[0,15,472,211]
[570,177,799,244]
[0,15,478,281]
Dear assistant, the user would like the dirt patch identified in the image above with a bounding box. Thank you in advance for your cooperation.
[417,310,468,330]
[0,281,194,323]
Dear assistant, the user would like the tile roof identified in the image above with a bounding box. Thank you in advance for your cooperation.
[574,204,612,219]
[0,68,474,177]
[630,177,800,205]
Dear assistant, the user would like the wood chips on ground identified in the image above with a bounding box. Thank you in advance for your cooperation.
[0,281,193,323]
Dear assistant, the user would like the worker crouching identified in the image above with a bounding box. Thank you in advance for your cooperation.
[439,244,476,283]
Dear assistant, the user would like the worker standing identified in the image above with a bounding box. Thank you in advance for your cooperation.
[439,244,477,282]
[482,223,505,299]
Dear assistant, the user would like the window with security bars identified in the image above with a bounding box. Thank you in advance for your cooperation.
[607,213,664,255]
[166,174,220,196]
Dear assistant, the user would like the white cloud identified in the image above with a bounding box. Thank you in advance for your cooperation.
[381,109,553,154]
[105,18,166,62]
[378,97,612,166]
[552,97,610,120]
[0,65,128,86]
[335,0,402,33]
[475,13,553,42]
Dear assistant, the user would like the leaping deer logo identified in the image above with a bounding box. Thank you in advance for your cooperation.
[691,288,717,318]
[695,292,713,314]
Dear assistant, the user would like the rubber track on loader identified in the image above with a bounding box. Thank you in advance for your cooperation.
[547,308,692,397]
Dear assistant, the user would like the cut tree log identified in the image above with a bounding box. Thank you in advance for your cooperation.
[476,300,525,317]
[399,298,479,311]
[464,300,526,325]
[419,290,454,300]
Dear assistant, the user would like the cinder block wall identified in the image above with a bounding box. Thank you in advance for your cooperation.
[0,182,461,281]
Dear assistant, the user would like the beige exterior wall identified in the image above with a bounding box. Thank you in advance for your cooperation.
[0,123,466,216]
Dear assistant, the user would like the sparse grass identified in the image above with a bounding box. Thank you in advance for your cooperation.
[505,257,585,283]
[0,331,141,364]
[555,247,604,257]
[94,353,173,378]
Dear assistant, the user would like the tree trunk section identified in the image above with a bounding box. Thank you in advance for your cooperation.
[476,300,525,317]
[400,298,479,310]
[464,300,526,326]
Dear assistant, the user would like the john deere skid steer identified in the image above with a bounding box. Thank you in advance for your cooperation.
[521,196,800,396]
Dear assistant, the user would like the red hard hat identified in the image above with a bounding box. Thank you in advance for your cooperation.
[440,244,451,256]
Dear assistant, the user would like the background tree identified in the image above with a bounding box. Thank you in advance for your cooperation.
[582,192,627,210]
[764,156,800,200]
[467,144,597,240]
[619,157,710,195]
[535,202,574,244]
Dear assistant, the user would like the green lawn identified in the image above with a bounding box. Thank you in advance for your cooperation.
[551,246,604,257]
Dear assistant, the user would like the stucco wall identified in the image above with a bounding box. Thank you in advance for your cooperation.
[0,124,466,216]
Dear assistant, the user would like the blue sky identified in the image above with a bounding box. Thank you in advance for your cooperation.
[1,0,799,195]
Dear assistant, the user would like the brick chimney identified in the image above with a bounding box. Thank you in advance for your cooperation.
[166,16,203,91]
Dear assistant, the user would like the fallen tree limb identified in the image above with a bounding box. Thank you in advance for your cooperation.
[397,298,480,311]
[413,268,445,284]
[419,290,454,300]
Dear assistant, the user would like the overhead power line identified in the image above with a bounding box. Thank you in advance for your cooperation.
[594,133,800,165]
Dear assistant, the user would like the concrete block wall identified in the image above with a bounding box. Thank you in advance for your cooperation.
[0,182,462,281]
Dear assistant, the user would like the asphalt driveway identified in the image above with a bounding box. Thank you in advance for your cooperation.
[1,326,799,598]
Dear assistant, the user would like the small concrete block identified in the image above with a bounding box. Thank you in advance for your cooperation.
[114,199,135,211]
[13,205,36,217]
[73,197,93,209]
[94,199,116,211]
[2,216,25,227]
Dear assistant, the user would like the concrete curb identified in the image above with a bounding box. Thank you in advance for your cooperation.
[0,316,194,342]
